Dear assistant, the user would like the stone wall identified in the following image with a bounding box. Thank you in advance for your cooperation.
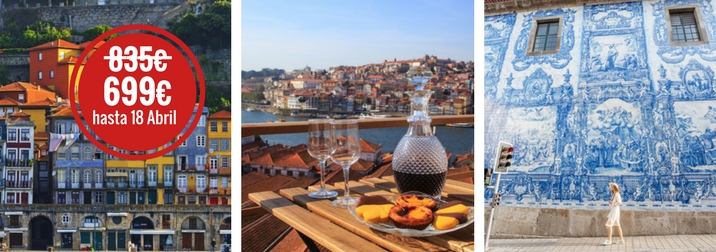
[485,206,716,237]
[0,55,30,83]
[0,3,183,32]
[484,0,716,211]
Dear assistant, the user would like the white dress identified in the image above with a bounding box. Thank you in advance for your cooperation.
[606,192,622,227]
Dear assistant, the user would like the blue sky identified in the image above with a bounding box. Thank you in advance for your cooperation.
[242,0,474,72]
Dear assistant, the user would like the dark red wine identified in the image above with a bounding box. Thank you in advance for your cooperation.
[394,171,447,197]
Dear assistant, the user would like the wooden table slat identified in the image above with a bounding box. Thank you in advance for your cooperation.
[248,191,387,252]
[281,186,448,252]
[378,177,475,204]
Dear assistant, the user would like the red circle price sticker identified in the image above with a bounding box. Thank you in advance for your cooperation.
[71,24,205,160]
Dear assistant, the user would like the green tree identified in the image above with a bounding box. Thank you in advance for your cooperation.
[168,0,230,49]
[0,65,10,85]
[82,25,117,42]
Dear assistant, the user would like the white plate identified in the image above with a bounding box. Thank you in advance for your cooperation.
[346,193,474,237]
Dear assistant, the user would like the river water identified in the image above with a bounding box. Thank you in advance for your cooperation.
[241,110,475,157]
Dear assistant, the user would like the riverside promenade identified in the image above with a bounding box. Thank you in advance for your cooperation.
[487,235,716,252]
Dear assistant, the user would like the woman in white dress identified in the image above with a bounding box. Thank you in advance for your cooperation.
[603,182,625,245]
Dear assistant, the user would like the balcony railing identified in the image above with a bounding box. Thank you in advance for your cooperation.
[5,159,32,167]
[209,168,218,174]
[178,187,188,193]
[196,187,206,193]
[6,180,31,188]
[241,115,474,137]
[209,189,218,194]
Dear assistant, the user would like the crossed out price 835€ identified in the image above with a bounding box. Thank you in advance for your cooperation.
[102,46,174,125]
[73,25,203,159]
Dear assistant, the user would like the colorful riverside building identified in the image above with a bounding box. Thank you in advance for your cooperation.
[174,105,210,206]
[145,146,175,205]
[27,40,104,100]
[48,105,106,249]
[207,110,231,205]
[4,112,35,205]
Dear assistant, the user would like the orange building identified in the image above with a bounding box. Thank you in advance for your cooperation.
[27,39,104,100]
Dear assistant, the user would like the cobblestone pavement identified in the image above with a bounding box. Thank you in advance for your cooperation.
[486,235,716,252]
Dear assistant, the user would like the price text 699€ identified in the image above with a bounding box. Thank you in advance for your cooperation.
[94,46,176,126]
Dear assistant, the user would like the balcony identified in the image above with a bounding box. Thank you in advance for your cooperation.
[196,187,206,193]
[209,188,218,194]
[5,159,32,168]
[6,180,31,188]
[210,168,218,174]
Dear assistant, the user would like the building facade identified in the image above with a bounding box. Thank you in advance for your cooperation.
[207,110,231,205]
[173,106,210,205]
[485,0,716,210]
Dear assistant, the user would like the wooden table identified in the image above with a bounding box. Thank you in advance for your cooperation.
[248,176,475,252]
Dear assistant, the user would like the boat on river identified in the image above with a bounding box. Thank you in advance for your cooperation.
[290,111,316,118]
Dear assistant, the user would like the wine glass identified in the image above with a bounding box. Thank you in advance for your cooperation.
[330,119,361,208]
[307,119,339,199]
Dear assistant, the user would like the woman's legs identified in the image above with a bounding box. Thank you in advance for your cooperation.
[616,225,624,241]
[606,224,612,241]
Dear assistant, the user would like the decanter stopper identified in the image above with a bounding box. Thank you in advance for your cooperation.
[406,65,433,91]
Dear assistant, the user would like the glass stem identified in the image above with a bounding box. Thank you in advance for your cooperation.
[319,159,327,192]
[343,167,351,202]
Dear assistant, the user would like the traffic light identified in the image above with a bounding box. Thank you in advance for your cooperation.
[493,141,513,174]
[484,168,494,186]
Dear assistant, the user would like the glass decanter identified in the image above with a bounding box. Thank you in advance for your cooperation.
[392,65,448,199]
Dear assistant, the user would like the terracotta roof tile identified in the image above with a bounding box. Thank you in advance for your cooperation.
[27,39,79,50]
[360,138,382,153]
[241,174,296,202]
[10,111,30,117]
[78,40,106,49]
[58,56,87,64]
[241,214,291,252]
[34,132,49,140]
[50,106,74,118]
[323,167,364,186]
[241,172,270,189]
[209,110,231,119]
[268,229,308,252]
[21,98,58,107]
[0,97,20,106]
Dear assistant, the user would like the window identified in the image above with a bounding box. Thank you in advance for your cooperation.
[18,94,24,102]
[60,52,65,59]
[57,169,66,184]
[71,123,79,133]
[197,175,206,189]
[84,147,92,160]
[56,123,66,134]
[61,214,71,224]
[50,70,54,79]
[210,122,217,132]
[8,129,16,141]
[221,157,228,168]
[148,166,157,185]
[58,191,66,204]
[95,170,102,185]
[164,167,173,185]
[210,157,218,170]
[6,193,14,204]
[198,115,206,126]
[71,169,79,184]
[84,170,91,184]
[221,177,228,189]
[71,146,80,160]
[287,170,293,176]
[7,150,16,162]
[38,53,43,60]
[58,148,66,159]
[196,135,206,147]
[95,149,103,160]
[118,192,127,204]
[210,177,218,188]
[20,129,29,141]
[667,7,708,44]
[531,20,560,52]
[20,150,29,162]
[137,169,144,187]
[196,156,206,167]
[164,189,174,204]
[210,140,218,151]
[94,191,103,203]
[221,140,229,151]
[178,175,187,188]
[38,71,42,80]
[179,134,187,147]
[222,121,228,132]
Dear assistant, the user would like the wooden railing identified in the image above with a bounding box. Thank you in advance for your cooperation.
[241,115,474,137]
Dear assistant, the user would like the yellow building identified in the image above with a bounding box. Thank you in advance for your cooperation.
[207,110,231,205]
[105,156,147,204]
[145,146,176,204]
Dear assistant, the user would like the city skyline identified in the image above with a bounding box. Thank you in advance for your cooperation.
[242,0,475,71]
